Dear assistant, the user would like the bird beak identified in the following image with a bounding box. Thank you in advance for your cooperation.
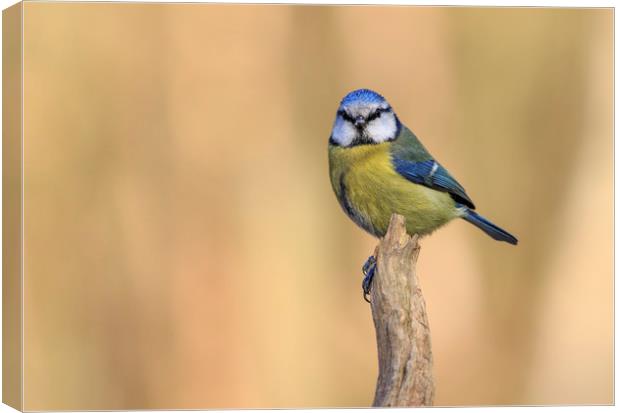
[354,116,365,128]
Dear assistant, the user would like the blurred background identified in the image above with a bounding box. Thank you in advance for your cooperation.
[21,3,612,409]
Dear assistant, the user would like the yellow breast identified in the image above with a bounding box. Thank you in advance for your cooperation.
[328,143,458,237]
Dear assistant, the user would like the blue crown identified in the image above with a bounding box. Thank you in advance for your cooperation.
[340,89,386,106]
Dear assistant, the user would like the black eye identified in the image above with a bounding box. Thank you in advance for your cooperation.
[338,110,355,123]
[367,109,384,122]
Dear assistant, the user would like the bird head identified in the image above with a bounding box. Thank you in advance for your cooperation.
[329,89,401,147]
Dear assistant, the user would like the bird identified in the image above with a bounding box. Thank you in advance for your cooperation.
[328,88,517,300]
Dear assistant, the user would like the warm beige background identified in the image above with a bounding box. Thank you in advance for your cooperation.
[21,3,612,410]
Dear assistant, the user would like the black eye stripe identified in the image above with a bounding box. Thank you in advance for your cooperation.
[367,107,391,121]
[338,110,356,123]
[339,106,391,123]
[367,111,381,121]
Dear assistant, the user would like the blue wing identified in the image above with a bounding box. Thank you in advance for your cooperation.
[392,158,476,209]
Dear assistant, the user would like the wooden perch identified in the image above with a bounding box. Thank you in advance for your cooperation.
[369,214,435,407]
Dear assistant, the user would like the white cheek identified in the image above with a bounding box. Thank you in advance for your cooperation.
[331,117,356,146]
[366,115,397,143]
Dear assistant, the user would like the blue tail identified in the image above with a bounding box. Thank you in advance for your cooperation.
[461,209,518,245]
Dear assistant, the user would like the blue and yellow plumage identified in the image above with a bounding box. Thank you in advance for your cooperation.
[328,88,517,245]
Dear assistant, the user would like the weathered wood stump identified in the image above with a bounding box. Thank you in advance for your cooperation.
[369,214,435,407]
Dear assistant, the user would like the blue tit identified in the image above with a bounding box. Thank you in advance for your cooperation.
[328,89,517,298]
[328,88,517,244]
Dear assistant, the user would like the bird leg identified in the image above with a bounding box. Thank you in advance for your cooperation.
[362,255,377,303]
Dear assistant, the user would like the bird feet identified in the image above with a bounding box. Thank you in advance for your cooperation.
[362,255,377,303]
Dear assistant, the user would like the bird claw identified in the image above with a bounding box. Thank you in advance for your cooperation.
[362,255,377,303]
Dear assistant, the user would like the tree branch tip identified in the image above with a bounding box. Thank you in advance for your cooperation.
[369,212,434,407]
